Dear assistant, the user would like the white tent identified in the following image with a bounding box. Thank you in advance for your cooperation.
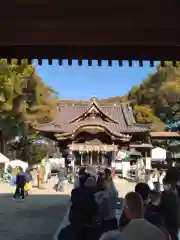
[0,153,10,163]
[4,159,28,173]
[152,147,166,161]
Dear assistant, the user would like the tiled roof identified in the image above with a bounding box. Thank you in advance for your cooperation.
[35,101,149,135]
[150,132,180,138]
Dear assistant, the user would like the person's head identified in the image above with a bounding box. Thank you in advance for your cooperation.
[79,167,86,177]
[135,183,150,204]
[79,172,90,187]
[163,177,172,193]
[84,176,97,188]
[153,168,158,173]
[150,190,161,205]
[123,191,144,220]
[166,167,179,187]
[104,168,112,181]
[18,167,23,173]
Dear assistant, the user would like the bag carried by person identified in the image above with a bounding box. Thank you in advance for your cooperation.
[24,182,29,192]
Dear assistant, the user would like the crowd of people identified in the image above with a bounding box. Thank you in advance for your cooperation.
[58,166,180,240]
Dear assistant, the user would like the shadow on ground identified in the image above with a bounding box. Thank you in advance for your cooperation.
[0,193,70,240]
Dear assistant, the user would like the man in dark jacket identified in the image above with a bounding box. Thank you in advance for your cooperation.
[13,169,27,199]
[160,177,179,240]
[58,175,102,240]
[58,204,102,240]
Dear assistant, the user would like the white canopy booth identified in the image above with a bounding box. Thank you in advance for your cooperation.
[4,159,28,173]
[0,153,10,164]
[0,153,10,175]
[152,147,167,162]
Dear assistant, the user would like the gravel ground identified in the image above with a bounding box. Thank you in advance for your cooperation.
[0,177,72,240]
[114,178,135,197]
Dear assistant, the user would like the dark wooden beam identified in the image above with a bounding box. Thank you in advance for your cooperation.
[1,46,180,66]
[1,0,180,61]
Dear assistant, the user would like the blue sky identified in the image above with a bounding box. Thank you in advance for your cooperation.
[34,60,157,100]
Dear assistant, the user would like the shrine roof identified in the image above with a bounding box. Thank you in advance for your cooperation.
[35,100,150,136]
[150,132,180,138]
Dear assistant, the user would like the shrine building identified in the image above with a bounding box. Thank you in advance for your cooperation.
[35,98,152,165]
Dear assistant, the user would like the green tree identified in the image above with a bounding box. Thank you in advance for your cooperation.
[127,62,180,129]
[132,105,164,131]
[0,59,59,161]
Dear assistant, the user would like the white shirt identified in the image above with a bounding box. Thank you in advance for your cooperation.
[123,219,167,240]
[111,161,116,168]
[147,175,155,190]
[159,174,165,191]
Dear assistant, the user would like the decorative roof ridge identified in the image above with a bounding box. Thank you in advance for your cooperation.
[65,122,131,140]
[99,101,131,107]
[68,100,119,124]
[121,103,131,126]
[133,122,152,128]
[35,119,57,127]
[58,101,89,107]
[34,119,63,132]
[59,100,134,108]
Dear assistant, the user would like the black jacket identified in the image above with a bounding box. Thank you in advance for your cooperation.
[16,172,26,186]
[70,187,99,225]
[58,224,102,240]
[160,191,179,235]
[119,202,164,229]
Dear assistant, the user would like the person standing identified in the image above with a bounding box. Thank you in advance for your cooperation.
[147,170,155,191]
[111,160,116,179]
[56,164,66,192]
[13,168,27,200]
[160,177,179,240]
[159,170,166,192]
[152,168,160,184]
[122,192,167,240]
[96,169,118,232]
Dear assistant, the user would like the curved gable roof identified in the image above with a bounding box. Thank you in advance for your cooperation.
[69,100,119,124]
[35,100,150,134]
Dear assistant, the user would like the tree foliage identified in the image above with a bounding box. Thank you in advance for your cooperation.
[0,59,59,162]
[101,62,180,131]
[127,62,180,126]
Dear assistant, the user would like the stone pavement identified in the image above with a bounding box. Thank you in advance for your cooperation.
[0,177,72,240]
